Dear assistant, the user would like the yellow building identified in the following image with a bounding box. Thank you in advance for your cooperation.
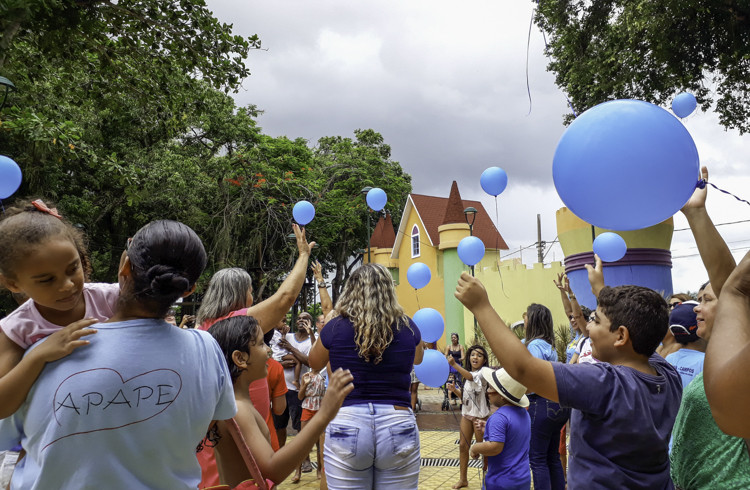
[366,182,568,350]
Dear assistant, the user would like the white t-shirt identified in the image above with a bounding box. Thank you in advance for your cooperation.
[576,337,598,364]
[462,367,492,419]
[0,283,119,348]
[283,333,312,391]
[270,329,289,361]
[0,319,237,490]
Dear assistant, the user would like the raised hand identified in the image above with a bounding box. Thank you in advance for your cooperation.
[30,318,98,363]
[681,166,709,215]
[311,260,324,282]
[292,223,315,257]
[584,254,605,298]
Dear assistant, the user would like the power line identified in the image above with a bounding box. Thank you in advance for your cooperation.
[674,218,750,232]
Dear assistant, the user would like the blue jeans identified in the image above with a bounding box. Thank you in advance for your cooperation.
[324,403,420,489]
[528,394,569,490]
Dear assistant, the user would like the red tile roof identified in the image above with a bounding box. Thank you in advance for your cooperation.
[410,193,508,250]
[370,213,396,248]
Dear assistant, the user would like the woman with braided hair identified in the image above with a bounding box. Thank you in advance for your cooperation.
[308,263,424,489]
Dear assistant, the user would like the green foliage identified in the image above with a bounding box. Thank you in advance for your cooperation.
[0,1,412,305]
[535,0,750,133]
[555,324,573,363]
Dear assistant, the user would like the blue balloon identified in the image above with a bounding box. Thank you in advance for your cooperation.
[553,99,699,231]
[480,167,508,196]
[407,262,431,289]
[292,200,315,225]
[366,187,387,211]
[0,155,22,200]
[457,236,485,266]
[672,92,697,118]
[593,232,627,262]
[414,349,449,388]
[413,307,444,343]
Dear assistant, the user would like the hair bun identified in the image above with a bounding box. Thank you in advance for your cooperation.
[146,265,190,298]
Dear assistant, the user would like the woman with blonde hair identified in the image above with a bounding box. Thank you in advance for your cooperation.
[309,263,424,489]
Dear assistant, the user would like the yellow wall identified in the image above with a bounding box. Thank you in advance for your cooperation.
[393,209,447,350]
[462,259,568,335]
[556,207,674,256]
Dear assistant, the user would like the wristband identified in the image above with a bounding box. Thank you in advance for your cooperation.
[317,282,328,288]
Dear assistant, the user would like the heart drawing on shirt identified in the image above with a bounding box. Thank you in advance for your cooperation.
[44,367,183,449]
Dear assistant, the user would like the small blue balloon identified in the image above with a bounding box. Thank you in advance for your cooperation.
[457,236,485,266]
[553,99,699,231]
[480,167,508,196]
[407,262,431,289]
[413,307,445,343]
[0,155,22,200]
[672,92,697,118]
[366,187,387,211]
[292,200,315,225]
[593,232,628,262]
[414,349,449,388]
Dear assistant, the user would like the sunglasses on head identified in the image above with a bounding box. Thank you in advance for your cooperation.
[669,302,681,309]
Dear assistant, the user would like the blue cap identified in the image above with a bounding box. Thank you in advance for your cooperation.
[669,301,699,344]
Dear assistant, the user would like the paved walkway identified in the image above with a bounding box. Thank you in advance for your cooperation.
[278,387,487,489]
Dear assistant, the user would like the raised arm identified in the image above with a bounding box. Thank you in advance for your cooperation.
[681,166,736,297]
[704,251,750,437]
[247,224,314,334]
[455,273,558,401]
[584,255,605,299]
[447,355,474,381]
[312,260,333,317]
[553,272,573,319]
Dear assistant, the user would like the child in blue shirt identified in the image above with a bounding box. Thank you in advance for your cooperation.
[470,368,531,490]
[664,301,706,388]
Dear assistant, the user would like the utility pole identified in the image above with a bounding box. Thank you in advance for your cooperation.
[536,214,545,264]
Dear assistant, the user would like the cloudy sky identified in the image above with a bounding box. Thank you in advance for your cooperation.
[208,0,750,294]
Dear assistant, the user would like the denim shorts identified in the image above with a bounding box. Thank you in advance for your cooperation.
[324,403,420,489]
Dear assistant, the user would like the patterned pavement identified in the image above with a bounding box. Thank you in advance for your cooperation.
[277,387,487,489]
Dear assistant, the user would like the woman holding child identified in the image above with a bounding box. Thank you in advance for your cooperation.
[308,263,424,489]
[0,219,237,488]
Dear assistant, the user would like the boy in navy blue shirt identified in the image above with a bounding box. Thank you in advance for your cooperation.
[455,258,682,489]
[470,368,531,490]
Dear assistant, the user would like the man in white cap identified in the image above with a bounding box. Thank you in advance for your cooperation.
[469,368,531,490]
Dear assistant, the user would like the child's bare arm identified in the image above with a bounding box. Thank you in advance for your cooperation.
[455,273,558,401]
[446,382,462,398]
[0,320,97,418]
[447,356,474,380]
[244,368,354,484]
[470,440,504,458]
[298,372,310,400]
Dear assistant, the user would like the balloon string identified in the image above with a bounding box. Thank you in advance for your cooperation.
[415,289,420,310]
[492,196,510,299]
[527,1,578,118]
[698,179,750,207]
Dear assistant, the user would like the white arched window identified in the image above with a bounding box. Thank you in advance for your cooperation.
[411,225,420,258]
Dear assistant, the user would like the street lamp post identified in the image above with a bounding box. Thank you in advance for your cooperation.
[361,186,373,263]
[463,206,479,338]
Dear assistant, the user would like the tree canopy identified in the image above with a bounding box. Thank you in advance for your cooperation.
[0,1,411,314]
[535,0,750,132]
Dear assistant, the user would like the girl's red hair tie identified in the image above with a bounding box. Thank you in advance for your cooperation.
[31,199,62,219]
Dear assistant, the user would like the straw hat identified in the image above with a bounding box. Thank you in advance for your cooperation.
[482,368,529,408]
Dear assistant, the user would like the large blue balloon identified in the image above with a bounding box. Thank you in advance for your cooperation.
[457,236,485,266]
[292,200,315,225]
[672,92,697,118]
[414,349,449,388]
[0,155,22,199]
[593,232,627,262]
[366,187,387,211]
[480,167,508,196]
[407,262,431,289]
[553,99,699,231]
[413,307,444,343]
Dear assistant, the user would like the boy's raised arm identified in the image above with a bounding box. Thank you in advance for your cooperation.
[455,272,559,402]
